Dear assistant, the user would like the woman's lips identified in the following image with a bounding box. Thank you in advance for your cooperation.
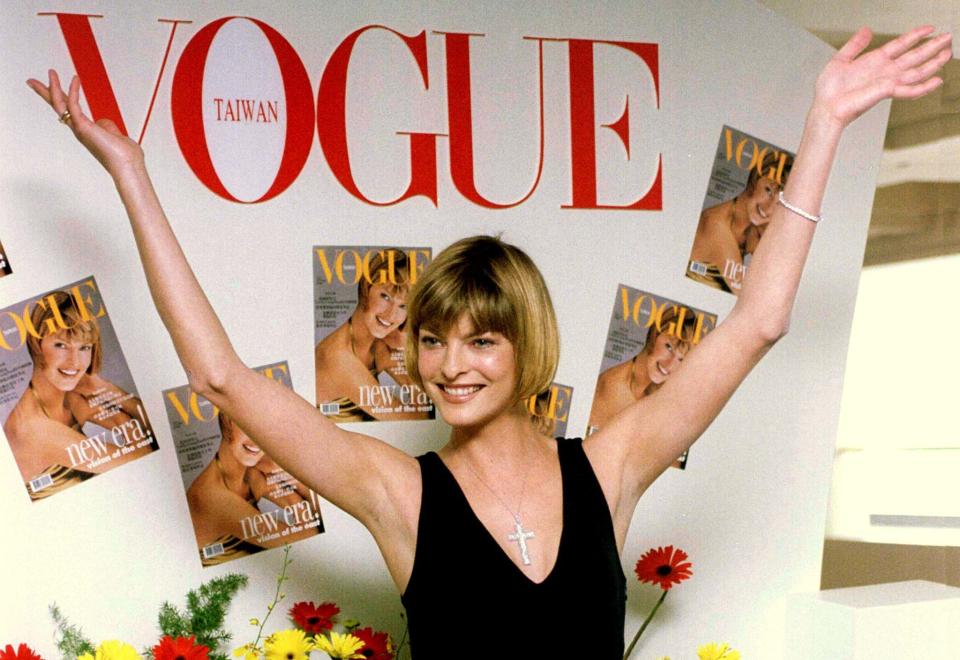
[437,383,483,402]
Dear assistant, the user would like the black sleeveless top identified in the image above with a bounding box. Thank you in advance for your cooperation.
[401,438,626,659]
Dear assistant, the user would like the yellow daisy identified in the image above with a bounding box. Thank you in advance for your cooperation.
[313,631,364,659]
[264,629,313,660]
[93,641,142,660]
[698,642,741,660]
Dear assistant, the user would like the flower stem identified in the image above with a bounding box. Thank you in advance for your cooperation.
[622,589,668,660]
[252,545,293,649]
[394,612,409,659]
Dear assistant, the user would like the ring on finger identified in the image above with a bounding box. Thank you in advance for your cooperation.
[58,109,72,124]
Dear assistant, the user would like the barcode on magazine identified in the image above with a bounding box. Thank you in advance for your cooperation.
[320,402,340,415]
[29,475,53,493]
[689,261,708,276]
[202,543,225,559]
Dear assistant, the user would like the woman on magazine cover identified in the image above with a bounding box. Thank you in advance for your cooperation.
[30,26,951,657]
[3,291,153,499]
[314,249,428,421]
[688,150,792,294]
[186,411,321,565]
[587,305,697,435]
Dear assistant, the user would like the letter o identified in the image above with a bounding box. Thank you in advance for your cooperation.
[171,16,314,203]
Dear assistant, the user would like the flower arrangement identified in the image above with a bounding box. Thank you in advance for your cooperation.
[5,547,401,660]
[231,547,399,660]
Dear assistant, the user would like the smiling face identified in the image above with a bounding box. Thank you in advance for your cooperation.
[644,331,689,386]
[223,418,265,468]
[418,314,518,429]
[360,282,408,340]
[744,176,780,228]
[35,331,93,392]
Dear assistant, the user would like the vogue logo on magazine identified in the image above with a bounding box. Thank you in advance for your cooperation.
[41,12,662,208]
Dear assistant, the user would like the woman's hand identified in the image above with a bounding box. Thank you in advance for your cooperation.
[814,26,952,129]
[26,69,144,178]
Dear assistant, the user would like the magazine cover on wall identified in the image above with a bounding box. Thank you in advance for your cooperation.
[0,239,12,277]
[313,245,434,422]
[528,383,574,438]
[587,284,717,469]
[0,277,157,501]
[686,125,795,295]
[163,361,324,567]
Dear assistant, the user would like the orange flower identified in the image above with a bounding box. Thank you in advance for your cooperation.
[0,644,43,660]
[634,545,693,590]
[288,601,339,633]
[352,627,393,660]
[152,636,208,660]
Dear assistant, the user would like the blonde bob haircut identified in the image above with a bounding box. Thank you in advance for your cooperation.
[26,290,102,375]
[404,235,559,402]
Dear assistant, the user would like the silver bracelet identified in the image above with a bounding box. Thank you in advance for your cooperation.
[777,190,822,223]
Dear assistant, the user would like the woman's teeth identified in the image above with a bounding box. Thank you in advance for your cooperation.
[441,385,481,396]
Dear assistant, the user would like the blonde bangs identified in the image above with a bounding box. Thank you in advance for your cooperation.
[405,236,559,402]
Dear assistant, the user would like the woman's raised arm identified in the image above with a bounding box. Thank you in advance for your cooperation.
[26,71,421,536]
[586,27,953,519]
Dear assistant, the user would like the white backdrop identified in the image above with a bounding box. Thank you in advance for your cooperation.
[0,1,889,657]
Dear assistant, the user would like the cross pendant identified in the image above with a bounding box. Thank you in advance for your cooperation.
[507,517,535,566]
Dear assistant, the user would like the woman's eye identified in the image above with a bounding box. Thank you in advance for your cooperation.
[420,336,439,347]
[80,345,93,352]
[381,292,391,301]
[473,338,494,348]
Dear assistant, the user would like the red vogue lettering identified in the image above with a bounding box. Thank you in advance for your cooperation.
[559,38,662,211]
[442,32,545,208]
[171,16,314,203]
[317,25,438,206]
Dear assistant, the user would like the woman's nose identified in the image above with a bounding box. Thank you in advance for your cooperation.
[441,344,466,379]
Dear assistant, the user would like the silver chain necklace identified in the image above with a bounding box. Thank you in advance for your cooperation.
[461,447,536,566]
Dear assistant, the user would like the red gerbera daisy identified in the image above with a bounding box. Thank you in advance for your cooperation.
[151,636,209,660]
[0,644,42,660]
[288,601,340,633]
[634,545,693,590]
[352,627,394,660]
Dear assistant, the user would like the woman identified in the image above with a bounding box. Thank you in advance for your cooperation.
[3,291,154,500]
[186,411,321,566]
[29,25,951,656]
[314,249,427,421]
[688,150,792,294]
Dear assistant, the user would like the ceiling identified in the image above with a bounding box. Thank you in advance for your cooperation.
[761,1,959,266]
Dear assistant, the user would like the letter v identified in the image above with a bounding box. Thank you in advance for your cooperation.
[40,13,190,144]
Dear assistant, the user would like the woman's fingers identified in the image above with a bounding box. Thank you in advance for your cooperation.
[895,32,952,71]
[900,46,953,86]
[836,26,873,62]
[25,78,53,105]
[64,75,91,131]
[881,25,936,59]
[48,70,68,115]
[894,76,944,100]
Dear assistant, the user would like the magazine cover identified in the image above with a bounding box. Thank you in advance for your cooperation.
[0,277,157,501]
[686,125,795,295]
[314,245,434,422]
[587,284,717,469]
[528,383,574,438]
[0,240,11,277]
[163,361,324,567]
